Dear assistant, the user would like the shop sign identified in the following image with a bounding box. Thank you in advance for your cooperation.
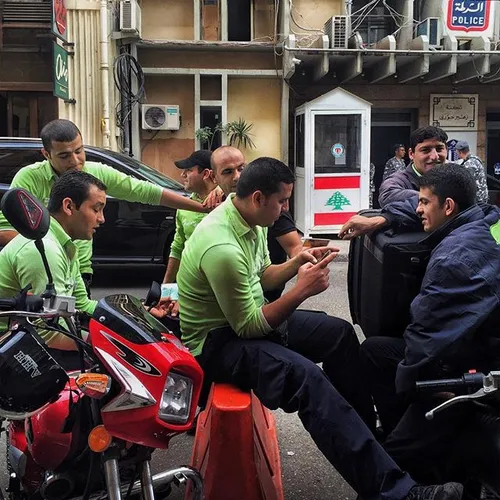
[52,0,67,41]
[430,94,478,130]
[444,0,494,37]
[53,43,69,100]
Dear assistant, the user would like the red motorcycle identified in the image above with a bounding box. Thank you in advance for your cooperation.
[0,188,204,500]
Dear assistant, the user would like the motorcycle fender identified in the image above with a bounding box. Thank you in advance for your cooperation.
[28,382,80,470]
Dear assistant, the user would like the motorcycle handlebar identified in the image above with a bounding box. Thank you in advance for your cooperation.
[416,372,484,393]
[0,297,18,311]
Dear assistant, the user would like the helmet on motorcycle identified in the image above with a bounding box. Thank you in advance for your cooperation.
[0,325,69,419]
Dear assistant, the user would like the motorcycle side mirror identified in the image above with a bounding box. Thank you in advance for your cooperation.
[1,188,54,298]
[1,188,50,240]
[144,281,161,309]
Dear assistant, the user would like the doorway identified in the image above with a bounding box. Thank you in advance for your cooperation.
[200,106,222,151]
[0,92,57,137]
[370,109,415,208]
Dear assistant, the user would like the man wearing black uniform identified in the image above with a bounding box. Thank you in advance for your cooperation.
[209,146,302,302]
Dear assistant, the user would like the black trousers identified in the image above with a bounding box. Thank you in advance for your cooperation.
[196,310,416,500]
[360,336,476,483]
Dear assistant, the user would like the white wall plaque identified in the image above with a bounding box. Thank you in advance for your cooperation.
[430,94,478,130]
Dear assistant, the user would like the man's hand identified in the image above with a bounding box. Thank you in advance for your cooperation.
[158,296,180,317]
[338,215,388,240]
[203,186,225,210]
[295,250,337,298]
[294,246,340,266]
[148,300,172,319]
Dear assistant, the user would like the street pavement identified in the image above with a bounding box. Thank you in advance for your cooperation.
[0,240,358,500]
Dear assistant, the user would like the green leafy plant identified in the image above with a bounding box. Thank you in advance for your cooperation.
[224,118,256,150]
[196,119,256,150]
[195,126,216,150]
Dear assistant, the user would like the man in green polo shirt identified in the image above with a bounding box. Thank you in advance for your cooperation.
[162,149,216,284]
[0,119,207,292]
[0,170,169,369]
[177,157,463,500]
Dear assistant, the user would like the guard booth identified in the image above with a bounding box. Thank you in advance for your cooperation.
[294,88,371,236]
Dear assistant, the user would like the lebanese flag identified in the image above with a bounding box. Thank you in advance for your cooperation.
[313,176,360,226]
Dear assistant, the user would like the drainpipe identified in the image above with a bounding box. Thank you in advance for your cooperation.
[100,0,111,149]
[345,0,352,35]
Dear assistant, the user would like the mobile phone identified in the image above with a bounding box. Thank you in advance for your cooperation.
[302,237,332,248]
[317,249,333,263]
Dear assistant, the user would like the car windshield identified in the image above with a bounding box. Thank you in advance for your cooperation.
[103,150,185,191]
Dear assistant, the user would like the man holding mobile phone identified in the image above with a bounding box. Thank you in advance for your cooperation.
[177,157,463,500]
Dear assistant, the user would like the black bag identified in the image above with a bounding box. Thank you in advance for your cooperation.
[348,212,431,338]
[0,325,68,418]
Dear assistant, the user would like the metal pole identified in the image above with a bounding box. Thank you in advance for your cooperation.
[140,461,155,500]
[103,458,122,500]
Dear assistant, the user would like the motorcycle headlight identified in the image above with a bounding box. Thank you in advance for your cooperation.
[158,372,193,424]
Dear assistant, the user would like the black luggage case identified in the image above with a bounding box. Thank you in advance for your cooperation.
[348,213,430,338]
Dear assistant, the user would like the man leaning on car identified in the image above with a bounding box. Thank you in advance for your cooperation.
[0,119,208,293]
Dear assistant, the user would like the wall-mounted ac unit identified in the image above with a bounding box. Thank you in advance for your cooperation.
[120,0,141,36]
[324,16,349,49]
[417,17,441,47]
[142,105,180,131]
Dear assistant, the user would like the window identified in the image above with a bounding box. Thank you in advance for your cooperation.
[0,149,44,183]
[314,115,361,174]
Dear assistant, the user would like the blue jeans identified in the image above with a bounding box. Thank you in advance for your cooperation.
[195,310,416,500]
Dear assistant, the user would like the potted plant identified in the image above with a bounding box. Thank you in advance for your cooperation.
[224,118,256,150]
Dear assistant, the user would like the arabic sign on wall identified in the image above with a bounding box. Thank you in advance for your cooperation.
[443,0,494,37]
[430,94,478,130]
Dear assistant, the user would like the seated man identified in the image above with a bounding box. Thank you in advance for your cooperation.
[177,157,463,500]
[0,170,167,369]
[340,164,500,480]
[209,146,303,303]
[378,126,447,208]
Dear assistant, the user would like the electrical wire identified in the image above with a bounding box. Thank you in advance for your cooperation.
[113,49,146,153]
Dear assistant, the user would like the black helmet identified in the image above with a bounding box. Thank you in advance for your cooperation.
[0,325,68,419]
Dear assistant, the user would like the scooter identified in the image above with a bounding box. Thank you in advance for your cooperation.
[0,187,205,500]
[417,371,500,500]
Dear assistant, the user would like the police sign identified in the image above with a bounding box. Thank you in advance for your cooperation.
[445,0,493,36]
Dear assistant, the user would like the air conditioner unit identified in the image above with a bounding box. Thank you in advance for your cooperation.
[120,0,141,36]
[324,16,349,49]
[142,105,180,131]
[417,17,441,47]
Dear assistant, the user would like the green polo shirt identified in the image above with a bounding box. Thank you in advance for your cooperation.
[0,217,97,349]
[169,193,207,261]
[177,194,272,356]
[0,160,163,274]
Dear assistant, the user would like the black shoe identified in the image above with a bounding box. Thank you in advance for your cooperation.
[406,483,464,500]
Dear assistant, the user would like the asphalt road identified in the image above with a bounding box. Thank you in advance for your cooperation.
[0,241,358,500]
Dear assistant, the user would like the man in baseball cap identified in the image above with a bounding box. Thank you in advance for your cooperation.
[163,150,217,286]
[455,141,488,203]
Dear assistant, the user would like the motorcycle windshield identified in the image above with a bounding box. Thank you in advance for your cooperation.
[93,294,166,344]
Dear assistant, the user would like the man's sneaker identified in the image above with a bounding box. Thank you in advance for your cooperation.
[406,483,464,500]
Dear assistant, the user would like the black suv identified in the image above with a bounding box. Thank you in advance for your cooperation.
[0,138,186,269]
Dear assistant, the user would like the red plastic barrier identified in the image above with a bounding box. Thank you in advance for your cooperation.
[188,383,284,500]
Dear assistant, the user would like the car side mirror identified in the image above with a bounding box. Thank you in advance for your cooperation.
[1,188,50,240]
